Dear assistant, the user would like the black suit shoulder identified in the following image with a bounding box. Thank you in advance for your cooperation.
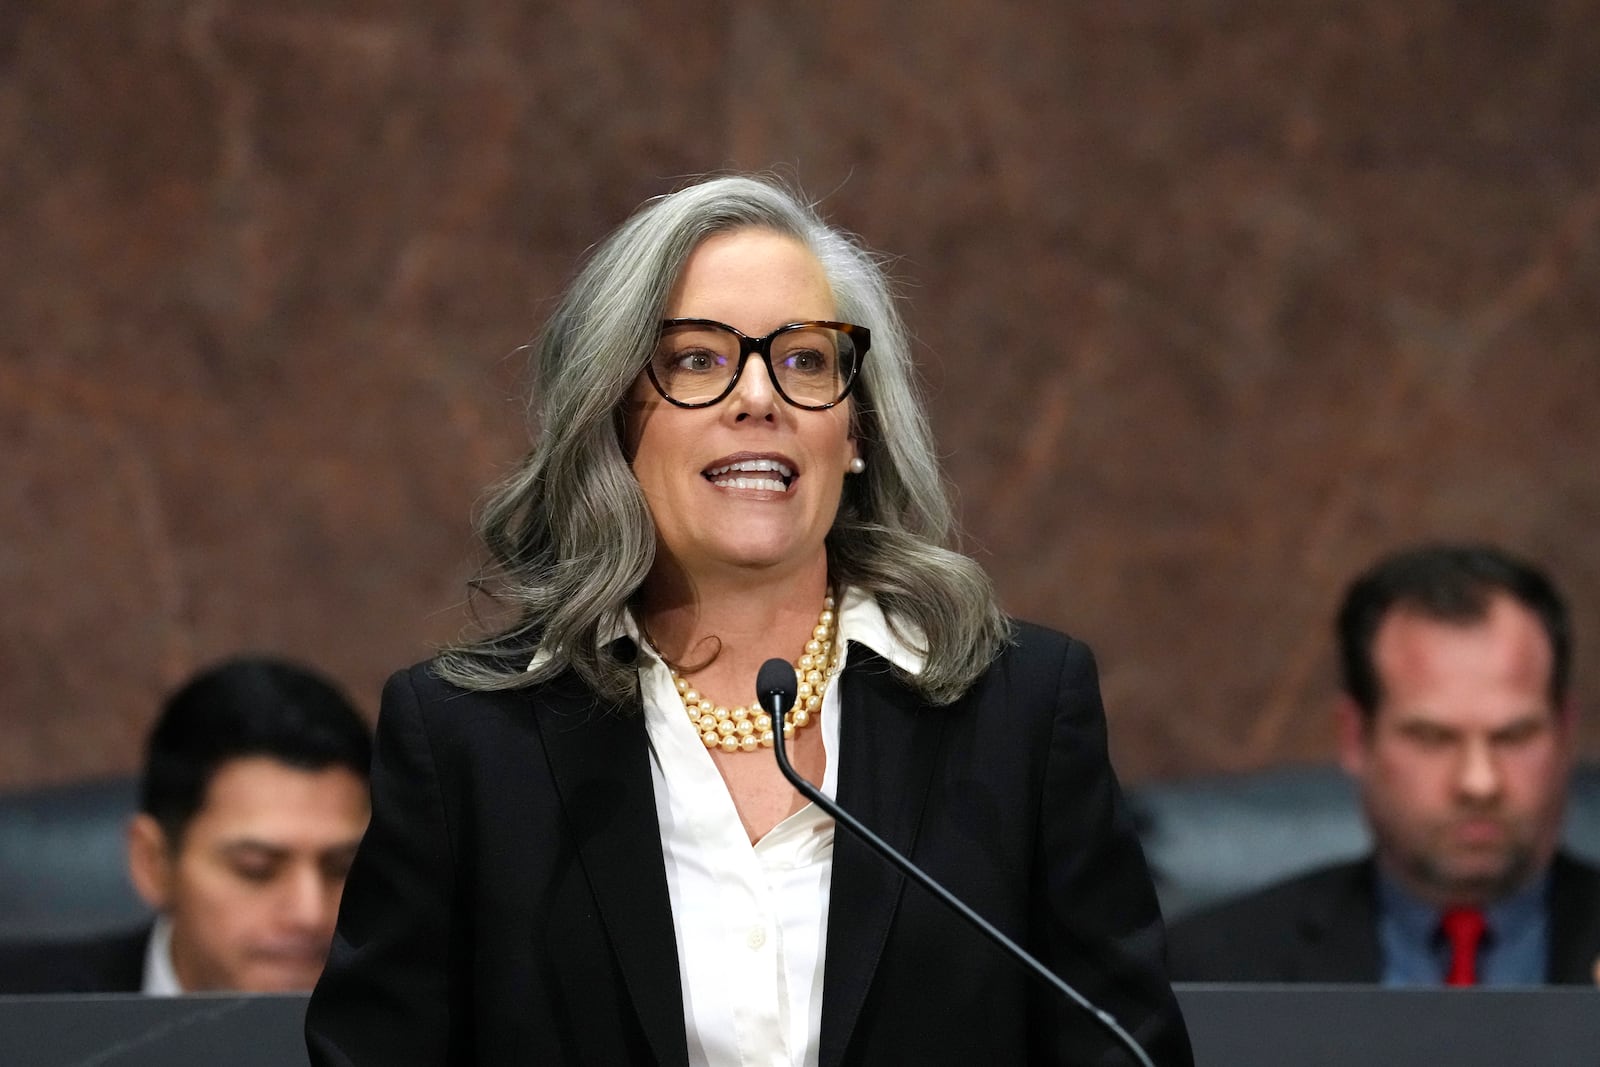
[1166,860,1379,982]
[1548,851,1600,895]
[1002,617,1075,662]
[979,618,1096,706]
[378,657,603,747]
[0,925,150,994]
[1547,850,1600,982]
[390,654,631,725]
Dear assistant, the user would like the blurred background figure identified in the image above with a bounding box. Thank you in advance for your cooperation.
[0,657,371,994]
[1168,543,1600,985]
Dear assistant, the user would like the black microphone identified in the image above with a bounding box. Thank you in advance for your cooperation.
[756,657,1155,1067]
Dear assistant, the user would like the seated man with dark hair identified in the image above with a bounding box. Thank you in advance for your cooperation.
[1168,542,1600,985]
[0,657,371,994]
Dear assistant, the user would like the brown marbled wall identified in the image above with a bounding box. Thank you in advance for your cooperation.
[3,2,1598,787]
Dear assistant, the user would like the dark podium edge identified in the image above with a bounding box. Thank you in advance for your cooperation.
[1,984,1598,1066]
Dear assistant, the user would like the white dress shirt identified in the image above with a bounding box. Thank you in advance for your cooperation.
[140,914,184,995]
[630,588,925,1067]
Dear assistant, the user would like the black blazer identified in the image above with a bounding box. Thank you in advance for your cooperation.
[1166,853,1600,983]
[0,925,149,994]
[305,622,1192,1065]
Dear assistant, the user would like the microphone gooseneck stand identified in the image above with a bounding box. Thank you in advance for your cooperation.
[756,657,1156,1067]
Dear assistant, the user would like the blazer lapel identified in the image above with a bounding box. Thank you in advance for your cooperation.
[534,676,689,1067]
[819,646,950,1067]
[1294,861,1383,982]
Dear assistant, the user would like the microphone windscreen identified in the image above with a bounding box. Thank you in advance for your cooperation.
[756,657,798,712]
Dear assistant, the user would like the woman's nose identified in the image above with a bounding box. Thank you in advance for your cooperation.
[726,354,779,418]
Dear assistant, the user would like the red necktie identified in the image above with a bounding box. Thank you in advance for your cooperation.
[1441,906,1488,986]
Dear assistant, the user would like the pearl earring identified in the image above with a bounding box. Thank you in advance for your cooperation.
[848,457,866,474]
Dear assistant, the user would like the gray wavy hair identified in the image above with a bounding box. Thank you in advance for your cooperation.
[436,174,1010,704]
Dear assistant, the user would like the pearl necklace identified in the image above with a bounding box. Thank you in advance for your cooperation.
[671,595,841,754]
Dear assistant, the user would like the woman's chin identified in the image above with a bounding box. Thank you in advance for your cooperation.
[674,536,826,578]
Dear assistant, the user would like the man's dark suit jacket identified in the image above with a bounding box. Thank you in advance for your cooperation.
[305,623,1193,1065]
[1166,853,1600,983]
[0,926,149,993]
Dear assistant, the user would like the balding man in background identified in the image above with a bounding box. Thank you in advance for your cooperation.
[1169,543,1600,985]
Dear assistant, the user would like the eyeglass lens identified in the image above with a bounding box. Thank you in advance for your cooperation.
[651,322,858,407]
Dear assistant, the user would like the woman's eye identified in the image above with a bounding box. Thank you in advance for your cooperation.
[676,349,721,372]
[784,350,827,373]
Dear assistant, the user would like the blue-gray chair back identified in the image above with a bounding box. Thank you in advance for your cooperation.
[0,778,151,944]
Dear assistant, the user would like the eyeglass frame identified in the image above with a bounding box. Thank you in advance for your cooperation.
[643,318,871,411]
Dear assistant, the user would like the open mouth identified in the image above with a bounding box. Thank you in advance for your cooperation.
[704,457,795,492]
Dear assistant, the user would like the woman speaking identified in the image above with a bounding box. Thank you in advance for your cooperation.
[305,175,1192,1065]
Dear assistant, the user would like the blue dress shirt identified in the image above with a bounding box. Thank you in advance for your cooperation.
[1376,872,1550,986]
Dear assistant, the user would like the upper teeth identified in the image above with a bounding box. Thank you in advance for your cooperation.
[706,459,793,479]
